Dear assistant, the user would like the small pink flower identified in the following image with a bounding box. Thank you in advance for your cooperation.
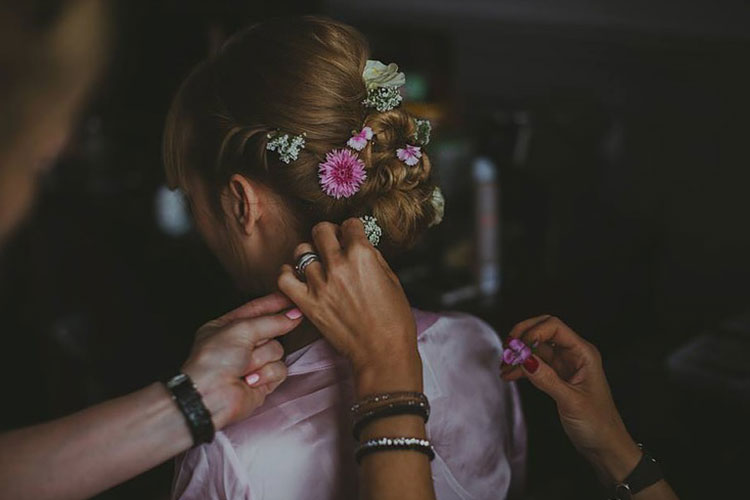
[347,126,374,151]
[318,149,367,199]
[396,144,422,166]
[502,338,533,366]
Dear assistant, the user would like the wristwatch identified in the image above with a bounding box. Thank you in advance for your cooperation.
[612,444,663,500]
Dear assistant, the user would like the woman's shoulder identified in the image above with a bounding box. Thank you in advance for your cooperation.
[415,308,503,349]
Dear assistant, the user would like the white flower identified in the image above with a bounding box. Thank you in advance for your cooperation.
[363,60,406,91]
[359,215,383,246]
[429,187,445,227]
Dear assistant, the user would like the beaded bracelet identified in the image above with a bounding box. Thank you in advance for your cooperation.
[351,391,428,416]
[355,437,435,464]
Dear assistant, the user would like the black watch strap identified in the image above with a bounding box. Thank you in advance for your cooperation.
[165,373,215,446]
[613,444,663,500]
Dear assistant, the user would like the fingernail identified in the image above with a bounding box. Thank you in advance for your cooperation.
[523,356,539,374]
[245,373,261,386]
[284,308,303,320]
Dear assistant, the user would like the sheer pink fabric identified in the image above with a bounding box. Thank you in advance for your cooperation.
[173,310,526,500]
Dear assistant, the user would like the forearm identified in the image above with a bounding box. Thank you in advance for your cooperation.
[355,353,436,500]
[0,382,192,500]
[358,415,434,500]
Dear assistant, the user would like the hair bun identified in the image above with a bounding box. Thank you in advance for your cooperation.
[357,110,438,251]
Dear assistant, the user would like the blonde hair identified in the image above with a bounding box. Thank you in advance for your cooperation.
[163,16,437,252]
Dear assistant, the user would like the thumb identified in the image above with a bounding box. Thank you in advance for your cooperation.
[521,355,571,403]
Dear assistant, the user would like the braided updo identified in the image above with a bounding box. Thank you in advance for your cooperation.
[163,16,439,253]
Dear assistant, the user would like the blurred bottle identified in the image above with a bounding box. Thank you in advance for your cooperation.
[472,156,501,302]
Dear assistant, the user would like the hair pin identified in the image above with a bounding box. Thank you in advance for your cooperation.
[359,215,383,246]
[266,131,306,164]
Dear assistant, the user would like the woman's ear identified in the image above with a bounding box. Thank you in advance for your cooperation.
[225,174,261,236]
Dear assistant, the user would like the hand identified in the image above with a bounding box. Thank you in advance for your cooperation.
[501,316,642,485]
[182,293,303,429]
[277,219,422,397]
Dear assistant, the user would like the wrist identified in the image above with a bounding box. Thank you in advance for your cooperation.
[353,350,423,398]
[181,367,235,430]
[588,431,642,485]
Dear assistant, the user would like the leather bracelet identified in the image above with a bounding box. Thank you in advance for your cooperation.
[352,401,430,440]
[355,437,435,464]
[612,444,663,500]
[165,373,215,446]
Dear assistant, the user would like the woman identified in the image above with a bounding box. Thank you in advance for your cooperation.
[164,16,526,500]
[0,2,296,498]
[289,245,681,500]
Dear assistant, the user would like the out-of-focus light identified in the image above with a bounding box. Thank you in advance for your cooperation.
[405,72,428,101]
[155,185,192,237]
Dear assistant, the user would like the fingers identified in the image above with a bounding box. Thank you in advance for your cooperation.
[230,311,302,346]
[519,354,572,403]
[311,222,343,265]
[218,293,294,324]
[293,242,325,285]
[277,264,310,308]
[246,340,284,374]
[244,359,288,388]
[340,217,367,248]
[511,316,587,353]
[507,315,552,340]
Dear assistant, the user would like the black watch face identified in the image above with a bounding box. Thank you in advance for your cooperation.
[615,484,632,500]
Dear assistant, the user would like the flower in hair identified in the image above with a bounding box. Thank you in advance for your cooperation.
[363,60,406,91]
[429,186,445,227]
[363,87,403,112]
[318,149,367,199]
[502,338,533,366]
[266,131,306,164]
[359,215,383,246]
[396,144,422,166]
[414,118,432,146]
[347,126,374,151]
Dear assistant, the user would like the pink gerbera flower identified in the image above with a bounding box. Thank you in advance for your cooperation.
[396,144,422,166]
[318,149,367,199]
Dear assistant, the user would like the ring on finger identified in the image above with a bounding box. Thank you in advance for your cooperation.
[294,252,321,281]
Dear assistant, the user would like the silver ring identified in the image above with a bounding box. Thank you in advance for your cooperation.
[294,252,320,281]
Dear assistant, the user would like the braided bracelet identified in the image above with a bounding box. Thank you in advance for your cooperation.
[352,400,430,440]
[355,437,435,464]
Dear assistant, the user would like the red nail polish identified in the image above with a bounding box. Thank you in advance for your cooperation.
[523,356,539,374]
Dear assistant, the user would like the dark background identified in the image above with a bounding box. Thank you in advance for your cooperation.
[1,1,749,498]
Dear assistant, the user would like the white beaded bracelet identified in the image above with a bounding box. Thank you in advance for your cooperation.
[355,436,435,464]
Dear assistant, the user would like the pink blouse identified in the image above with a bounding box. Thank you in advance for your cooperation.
[172,310,526,500]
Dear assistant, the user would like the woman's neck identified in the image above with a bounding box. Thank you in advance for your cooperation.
[280,320,322,355]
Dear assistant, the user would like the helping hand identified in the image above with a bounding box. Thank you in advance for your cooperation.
[277,219,422,397]
[501,316,642,484]
[182,293,303,429]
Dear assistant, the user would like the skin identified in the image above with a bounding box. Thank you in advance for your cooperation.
[0,0,103,247]
[501,316,679,500]
[278,220,436,500]
[186,171,435,499]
